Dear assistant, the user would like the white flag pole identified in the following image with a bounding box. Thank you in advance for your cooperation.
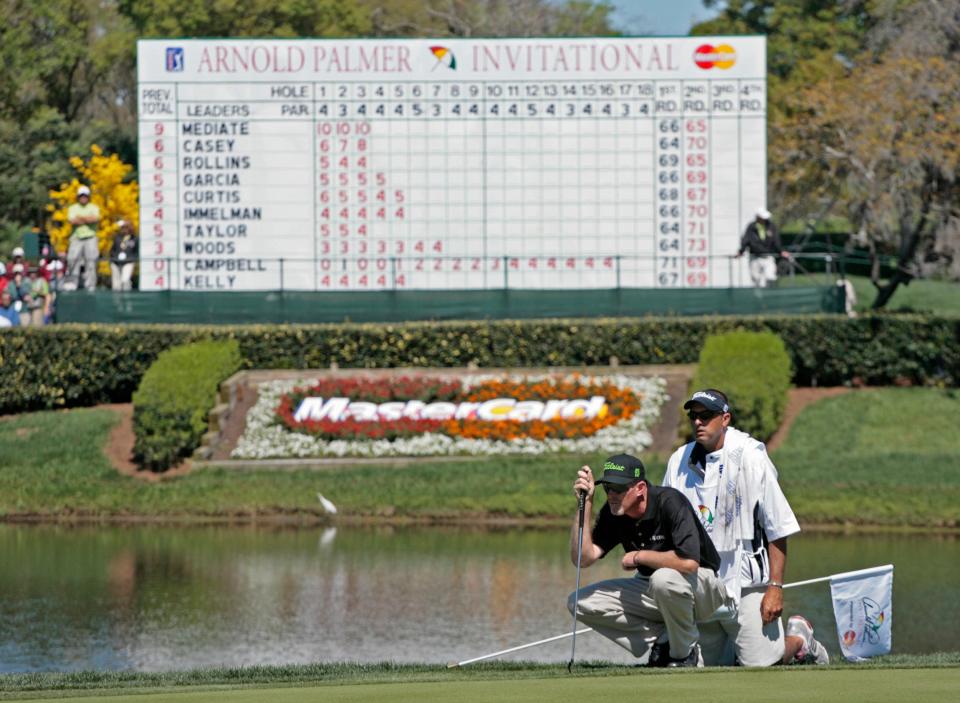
[784,564,894,589]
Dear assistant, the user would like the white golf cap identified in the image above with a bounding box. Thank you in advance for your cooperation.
[12,246,24,257]
[12,263,24,273]
[77,185,91,196]
[116,219,127,227]
[756,207,771,219]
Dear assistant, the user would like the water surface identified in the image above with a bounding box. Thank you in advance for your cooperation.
[0,525,953,672]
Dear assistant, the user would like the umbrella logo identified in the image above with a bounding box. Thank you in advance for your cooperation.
[430,46,457,70]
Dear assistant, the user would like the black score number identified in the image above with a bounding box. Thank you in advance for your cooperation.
[655,119,682,287]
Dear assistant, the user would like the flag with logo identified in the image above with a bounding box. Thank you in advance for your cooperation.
[829,564,893,661]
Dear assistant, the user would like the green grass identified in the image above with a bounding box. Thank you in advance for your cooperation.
[773,387,960,527]
[1,658,958,702]
[0,407,643,519]
[1,388,958,527]
[778,273,960,314]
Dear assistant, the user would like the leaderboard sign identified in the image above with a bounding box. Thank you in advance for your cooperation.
[137,38,765,292]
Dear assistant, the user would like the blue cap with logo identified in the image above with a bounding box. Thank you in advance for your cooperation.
[683,389,730,414]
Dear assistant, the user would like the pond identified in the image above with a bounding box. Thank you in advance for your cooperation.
[0,525,954,672]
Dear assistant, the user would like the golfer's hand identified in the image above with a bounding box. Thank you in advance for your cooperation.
[573,466,595,500]
[760,586,783,624]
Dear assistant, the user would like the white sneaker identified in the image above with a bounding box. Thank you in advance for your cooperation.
[787,615,830,665]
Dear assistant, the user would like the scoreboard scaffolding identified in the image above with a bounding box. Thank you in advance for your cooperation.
[137,37,766,292]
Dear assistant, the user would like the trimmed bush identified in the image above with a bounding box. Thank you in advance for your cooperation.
[132,340,242,471]
[691,330,792,441]
[0,314,958,415]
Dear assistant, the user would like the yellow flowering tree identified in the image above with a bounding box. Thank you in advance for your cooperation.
[47,145,139,275]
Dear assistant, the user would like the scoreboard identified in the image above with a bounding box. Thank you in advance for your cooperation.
[137,37,765,291]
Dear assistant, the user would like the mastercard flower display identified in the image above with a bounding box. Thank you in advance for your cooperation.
[232,373,667,459]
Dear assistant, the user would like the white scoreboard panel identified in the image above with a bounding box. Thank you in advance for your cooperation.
[137,38,765,291]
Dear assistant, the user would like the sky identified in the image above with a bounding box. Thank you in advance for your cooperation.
[607,0,720,36]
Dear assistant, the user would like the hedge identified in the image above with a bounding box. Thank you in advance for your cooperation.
[691,330,792,441]
[1,314,957,415]
[132,340,242,471]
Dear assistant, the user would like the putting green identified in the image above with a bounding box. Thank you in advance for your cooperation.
[15,668,960,703]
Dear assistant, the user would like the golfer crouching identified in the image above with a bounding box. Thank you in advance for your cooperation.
[567,454,733,667]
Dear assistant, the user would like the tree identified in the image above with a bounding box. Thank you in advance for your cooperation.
[696,1,960,306]
[117,0,372,38]
[692,1,878,224]
[0,0,135,253]
[0,0,133,124]
[363,0,617,38]
[776,1,960,306]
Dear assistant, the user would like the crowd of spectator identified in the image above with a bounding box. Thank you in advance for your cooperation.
[1,184,138,329]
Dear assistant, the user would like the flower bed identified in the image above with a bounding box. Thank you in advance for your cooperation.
[232,373,668,459]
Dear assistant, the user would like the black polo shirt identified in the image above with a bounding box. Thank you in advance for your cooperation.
[592,483,721,577]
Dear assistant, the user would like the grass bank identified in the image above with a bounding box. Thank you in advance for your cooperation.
[0,388,957,527]
[1,658,959,702]
[781,273,960,314]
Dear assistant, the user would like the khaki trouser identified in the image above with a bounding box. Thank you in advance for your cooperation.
[67,236,99,290]
[568,567,730,661]
[697,586,786,666]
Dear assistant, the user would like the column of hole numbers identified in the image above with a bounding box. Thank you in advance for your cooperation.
[654,82,683,287]
[316,86,405,289]
[380,82,449,289]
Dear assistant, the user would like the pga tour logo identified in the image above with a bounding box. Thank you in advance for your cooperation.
[166,47,184,72]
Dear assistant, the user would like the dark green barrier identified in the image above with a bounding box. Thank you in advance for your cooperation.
[56,286,842,324]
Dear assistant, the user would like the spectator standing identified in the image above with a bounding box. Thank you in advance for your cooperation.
[0,290,20,328]
[2,246,26,284]
[736,208,791,288]
[110,220,139,290]
[5,264,32,326]
[66,185,100,290]
[26,267,50,326]
[46,259,66,324]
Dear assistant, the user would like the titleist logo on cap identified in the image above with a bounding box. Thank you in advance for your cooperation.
[692,391,718,402]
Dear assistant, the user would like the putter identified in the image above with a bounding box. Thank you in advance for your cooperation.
[567,489,587,672]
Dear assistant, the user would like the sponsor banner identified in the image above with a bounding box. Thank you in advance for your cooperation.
[233,373,668,458]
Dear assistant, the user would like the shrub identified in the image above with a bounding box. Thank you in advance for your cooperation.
[132,340,241,471]
[0,315,957,416]
[691,330,792,441]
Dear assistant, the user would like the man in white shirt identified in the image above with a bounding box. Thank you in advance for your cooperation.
[662,388,829,666]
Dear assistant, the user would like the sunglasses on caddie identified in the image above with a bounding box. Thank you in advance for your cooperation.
[687,409,719,423]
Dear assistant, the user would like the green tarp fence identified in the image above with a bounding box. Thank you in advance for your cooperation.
[56,286,844,324]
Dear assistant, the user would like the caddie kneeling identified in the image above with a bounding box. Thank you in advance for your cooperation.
[567,454,732,667]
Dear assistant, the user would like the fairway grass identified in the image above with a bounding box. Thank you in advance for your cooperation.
[4,663,960,703]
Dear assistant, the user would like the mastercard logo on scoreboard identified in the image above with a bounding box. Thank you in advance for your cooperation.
[694,43,737,69]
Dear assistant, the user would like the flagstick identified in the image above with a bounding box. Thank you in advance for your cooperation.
[448,628,592,668]
[784,564,893,589]
[448,565,892,668]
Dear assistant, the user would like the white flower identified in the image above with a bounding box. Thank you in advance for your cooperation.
[232,373,668,459]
